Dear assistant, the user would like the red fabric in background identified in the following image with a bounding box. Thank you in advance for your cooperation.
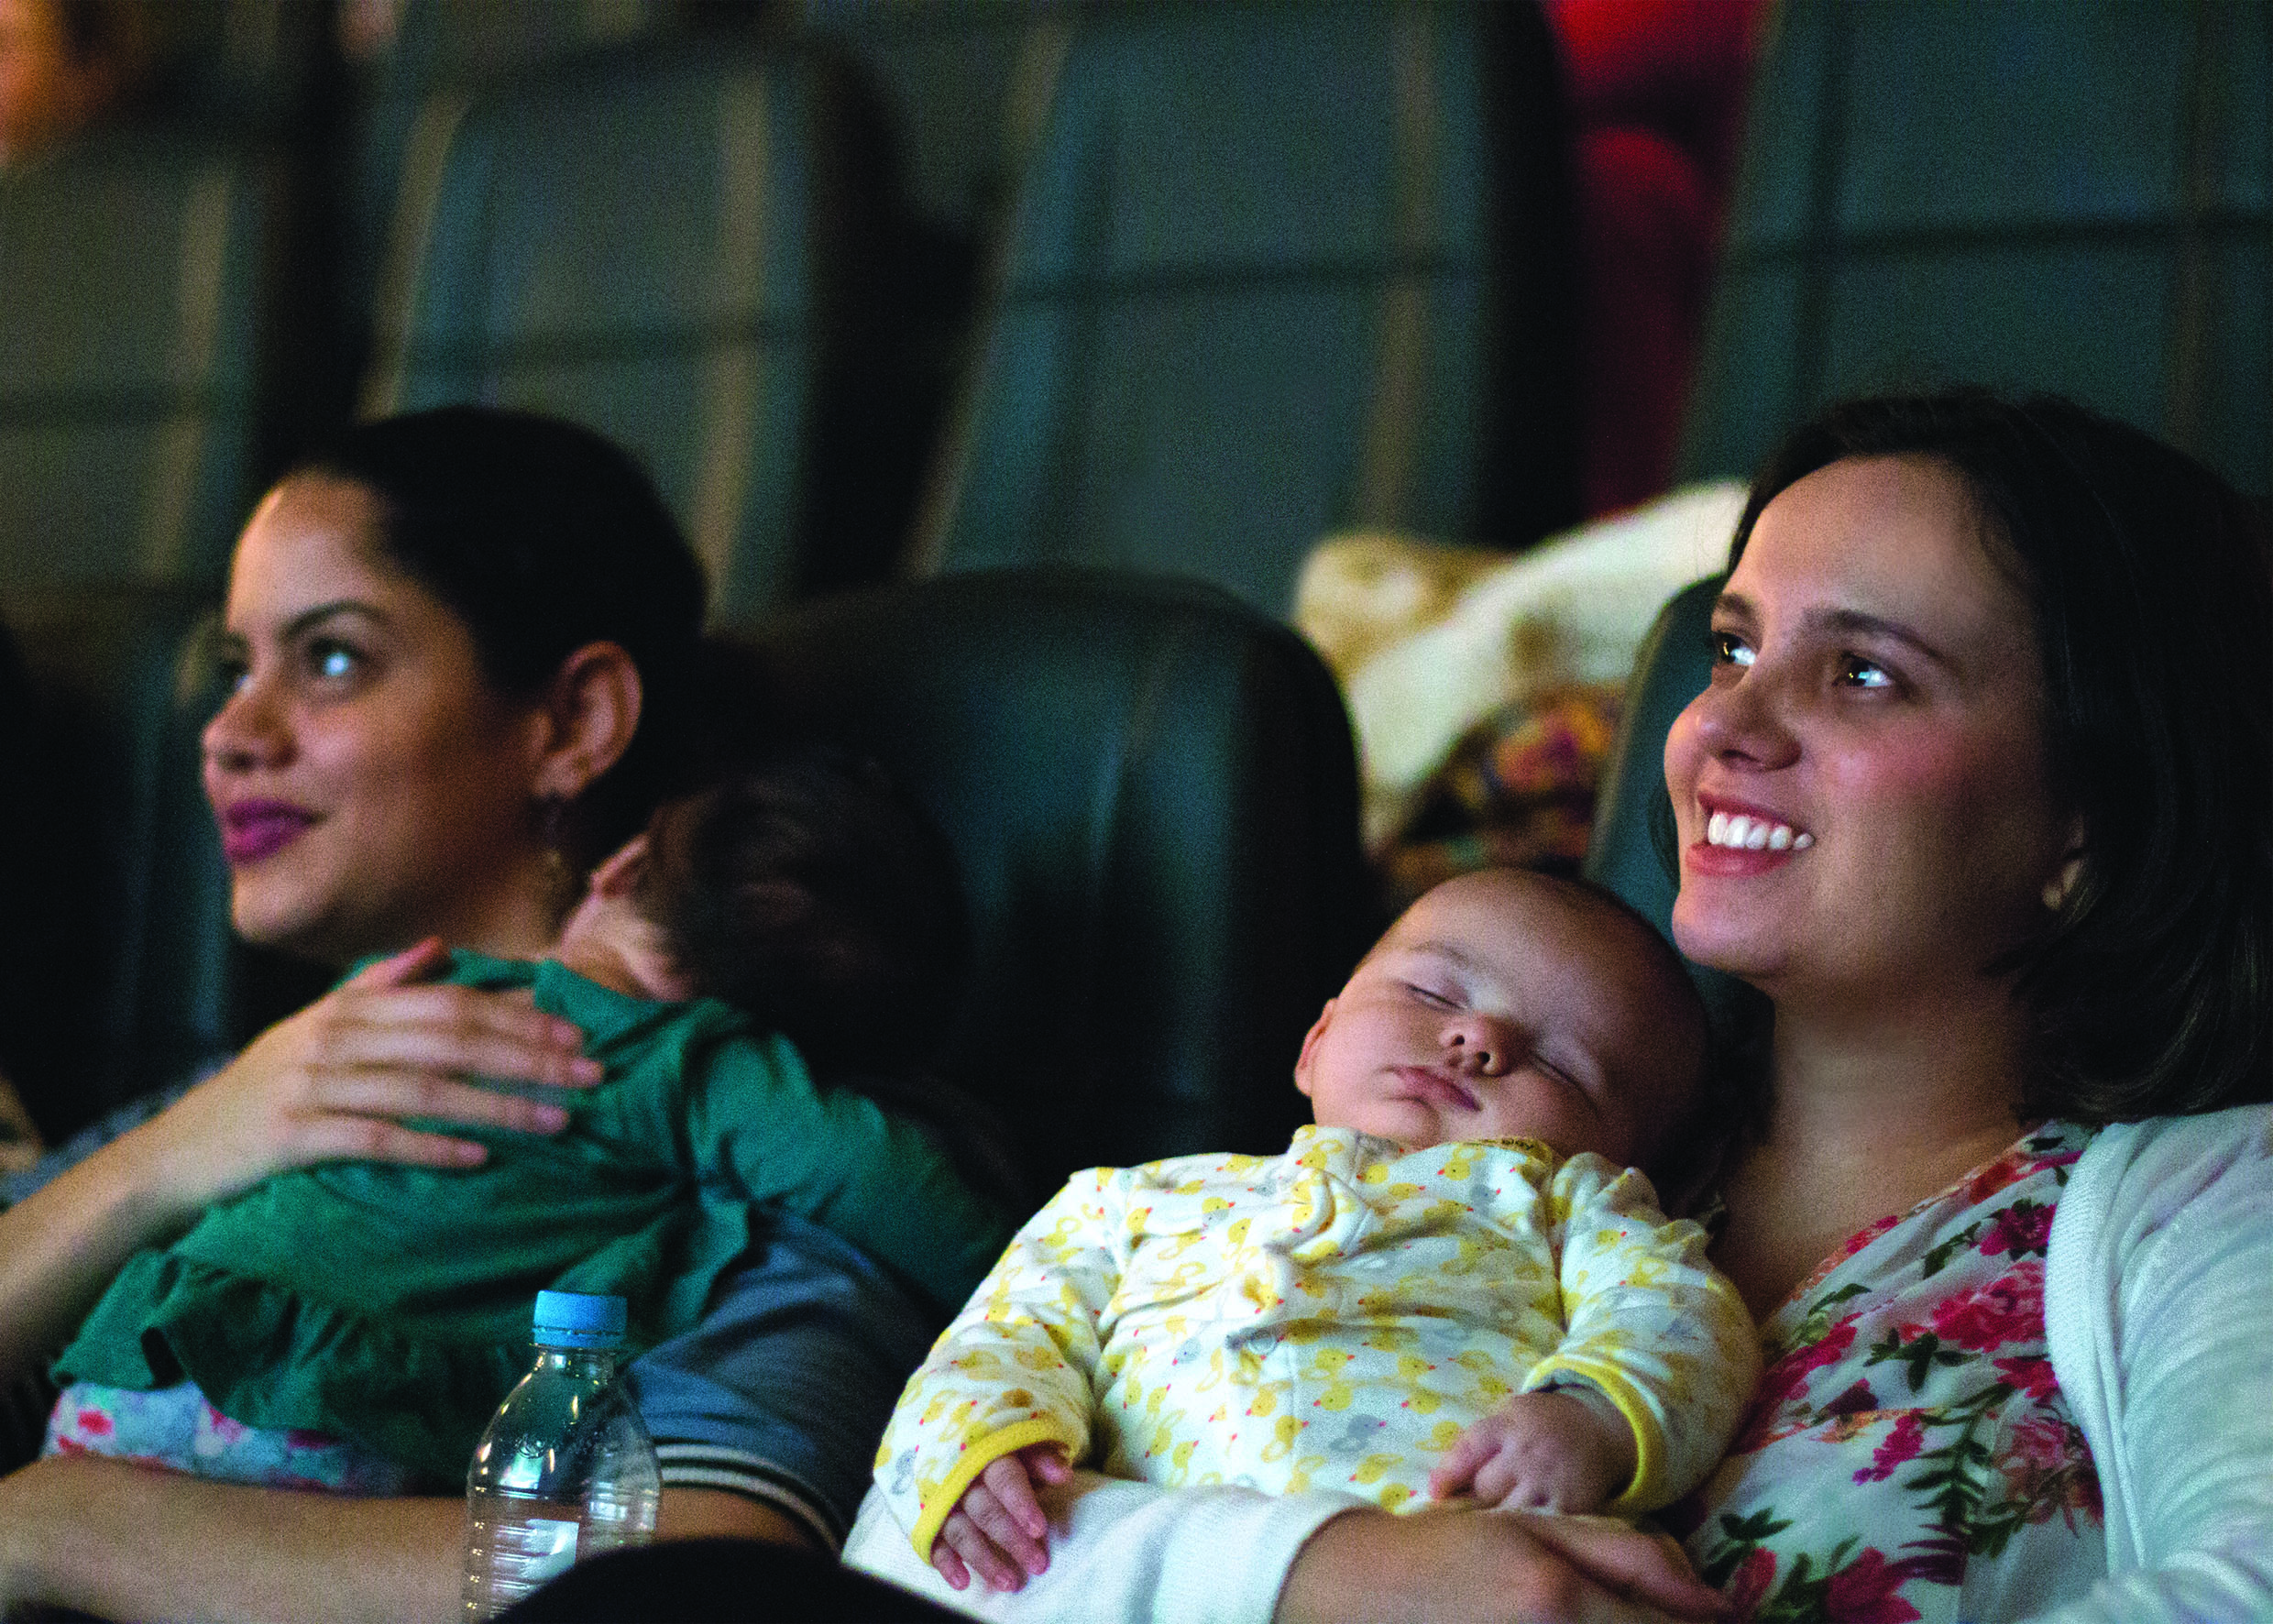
[1544,0,1768,517]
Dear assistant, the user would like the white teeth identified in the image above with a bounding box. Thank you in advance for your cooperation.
[1704,811,1810,852]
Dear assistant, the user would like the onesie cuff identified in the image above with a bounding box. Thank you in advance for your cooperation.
[906,1417,1076,1562]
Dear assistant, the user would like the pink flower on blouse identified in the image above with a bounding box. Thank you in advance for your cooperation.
[1927,1258,2044,1352]
[1822,1547,1925,1624]
[1854,1411,1926,1483]
[1726,1546,1778,1620]
[1980,1200,2053,1259]
[1993,1352,2059,1401]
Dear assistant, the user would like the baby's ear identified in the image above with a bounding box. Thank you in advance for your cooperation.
[1291,1000,1336,1098]
[587,832,652,900]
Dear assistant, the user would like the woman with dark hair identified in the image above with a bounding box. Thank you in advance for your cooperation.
[0,408,965,1619]
[846,391,2273,1623]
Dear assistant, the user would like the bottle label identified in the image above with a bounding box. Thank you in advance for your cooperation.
[500,1517,580,1586]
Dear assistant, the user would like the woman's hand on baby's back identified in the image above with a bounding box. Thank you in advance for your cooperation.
[123,939,602,1212]
[928,1443,1072,1594]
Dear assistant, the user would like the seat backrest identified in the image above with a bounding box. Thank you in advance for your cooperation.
[907,0,1577,617]
[0,127,282,590]
[1682,0,2273,501]
[740,569,1377,1198]
[1580,574,1751,1041]
[363,36,912,621]
[0,589,238,1136]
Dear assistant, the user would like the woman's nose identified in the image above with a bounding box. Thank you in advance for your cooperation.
[1682,664,1800,773]
[202,674,287,772]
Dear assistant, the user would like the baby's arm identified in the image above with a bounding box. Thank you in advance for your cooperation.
[1429,1383,1639,1511]
[1521,1156,1761,1515]
[874,1169,1130,1589]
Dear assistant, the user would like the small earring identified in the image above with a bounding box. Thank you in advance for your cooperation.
[537,793,574,904]
[2043,854,2083,911]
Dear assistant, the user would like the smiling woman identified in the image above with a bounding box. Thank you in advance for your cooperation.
[826,393,2273,1624]
[205,474,604,963]
[0,409,953,1623]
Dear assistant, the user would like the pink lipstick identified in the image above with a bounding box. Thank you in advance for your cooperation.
[219,800,316,864]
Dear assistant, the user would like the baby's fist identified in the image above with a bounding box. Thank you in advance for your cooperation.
[1428,1387,1637,1512]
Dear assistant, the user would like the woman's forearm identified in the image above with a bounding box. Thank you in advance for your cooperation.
[0,1456,810,1623]
[0,1454,463,1623]
[0,1125,187,1379]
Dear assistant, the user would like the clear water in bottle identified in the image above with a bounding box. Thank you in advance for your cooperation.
[462,1291,659,1621]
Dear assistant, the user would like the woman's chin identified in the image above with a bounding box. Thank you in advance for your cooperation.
[1669,902,1785,983]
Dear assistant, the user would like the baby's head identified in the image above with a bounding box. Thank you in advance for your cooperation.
[1293,868,1707,1169]
[555,748,969,1073]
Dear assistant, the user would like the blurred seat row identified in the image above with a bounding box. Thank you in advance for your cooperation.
[2,0,1580,620]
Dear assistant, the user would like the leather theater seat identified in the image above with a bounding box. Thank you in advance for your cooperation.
[740,568,1377,1197]
[362,34,915,622]
[904,0,1578,617]
[0,126,290,591]
[1681,0,2273,503]
[0,587,267,1141]
[1580,573,1750,1043]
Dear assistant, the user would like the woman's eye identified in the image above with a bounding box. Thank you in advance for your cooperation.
[1837,654,1894,690]
[307,641,362,681]
[1709,631,1755,669]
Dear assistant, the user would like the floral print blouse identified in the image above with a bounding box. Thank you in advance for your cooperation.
[1669,1123,2106,1622]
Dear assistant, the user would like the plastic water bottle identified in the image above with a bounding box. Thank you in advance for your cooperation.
[461,1291,660,1620]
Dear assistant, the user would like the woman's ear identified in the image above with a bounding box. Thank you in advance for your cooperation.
[531,641,644,803]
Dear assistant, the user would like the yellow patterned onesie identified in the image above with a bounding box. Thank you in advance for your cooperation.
[875,1125,1758,1561]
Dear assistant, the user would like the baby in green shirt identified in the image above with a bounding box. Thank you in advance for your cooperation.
[47,751,1011,1490]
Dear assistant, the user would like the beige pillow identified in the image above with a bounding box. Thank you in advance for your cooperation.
[1295,483,1744,847]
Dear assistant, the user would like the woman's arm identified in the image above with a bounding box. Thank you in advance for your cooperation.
[2039,1106,2273,1622]
[0,1455,797,1623]
[845,1471,1724,1624]
[0,940,600,1381]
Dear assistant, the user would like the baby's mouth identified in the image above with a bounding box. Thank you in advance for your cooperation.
[1394,1067,1478,1110]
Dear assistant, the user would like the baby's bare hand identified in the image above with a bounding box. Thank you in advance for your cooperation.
[1430,1388,1636,1513]
[928,1443,1071,1593]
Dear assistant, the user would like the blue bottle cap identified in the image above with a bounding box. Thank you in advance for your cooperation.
[532,1290,628,1350]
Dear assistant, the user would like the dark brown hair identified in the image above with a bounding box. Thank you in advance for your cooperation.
[637,748,968,1074]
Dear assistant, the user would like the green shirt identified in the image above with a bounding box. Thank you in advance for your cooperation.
[56,951,1009,1482]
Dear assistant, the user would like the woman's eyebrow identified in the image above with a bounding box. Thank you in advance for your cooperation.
[281,599,388,640]
[1811,607,1955,671]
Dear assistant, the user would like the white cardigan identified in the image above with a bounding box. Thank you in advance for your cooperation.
[845,1105,2273,1623]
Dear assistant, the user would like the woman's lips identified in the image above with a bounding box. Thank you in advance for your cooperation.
[219,801,316,864]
